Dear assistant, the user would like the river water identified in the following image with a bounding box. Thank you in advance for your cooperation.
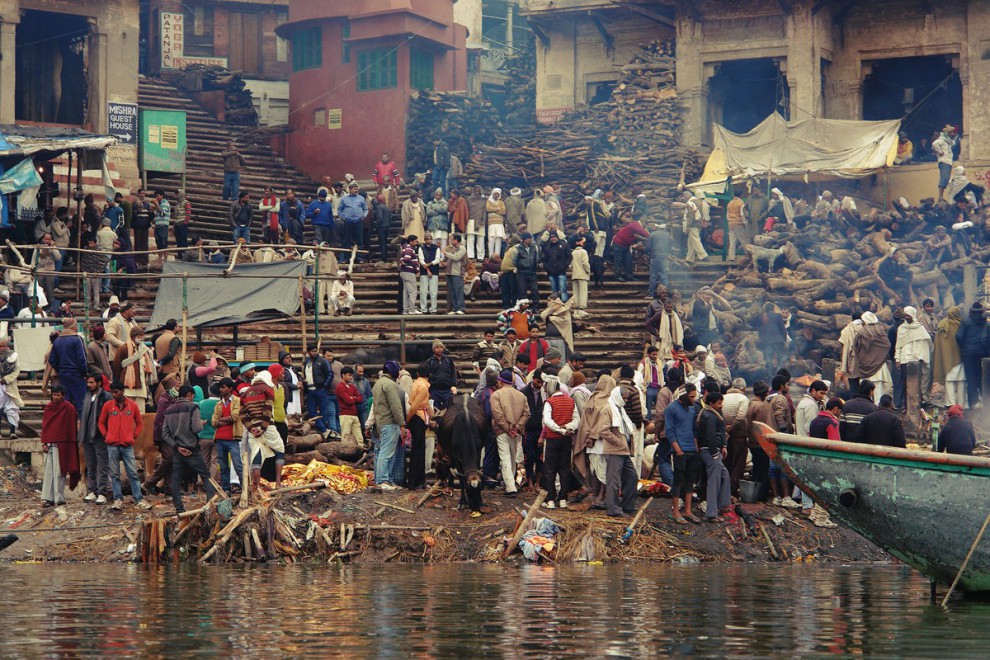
[2,563,988,657]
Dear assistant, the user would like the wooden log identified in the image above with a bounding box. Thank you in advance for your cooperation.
[373,500,415,514]
[266,480,328,496]
[317,439,365,462]
[502,489,548,560]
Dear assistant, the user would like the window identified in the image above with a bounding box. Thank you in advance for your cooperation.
[183,6,215,57]
[357,48,397,91]
[410,49,434,90]
[342,20,350,64]
[292,27,322,72]
[276,11,288,62]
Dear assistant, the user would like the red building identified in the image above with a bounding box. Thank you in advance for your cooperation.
[275,0,467,183]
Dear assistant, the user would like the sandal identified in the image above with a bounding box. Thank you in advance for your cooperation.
[705,516,725,524]
[670,514,688,525]
[684,514,702,524]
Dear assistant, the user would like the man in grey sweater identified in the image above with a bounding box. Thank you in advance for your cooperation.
[163,384,217,513]
[372,361,406,491]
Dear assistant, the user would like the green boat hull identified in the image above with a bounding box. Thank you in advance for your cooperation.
[757,426,990,593]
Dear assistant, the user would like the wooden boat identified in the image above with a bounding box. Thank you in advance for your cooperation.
[755,422,990,593]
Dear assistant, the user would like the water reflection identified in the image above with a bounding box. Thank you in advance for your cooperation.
[2,563,989,657]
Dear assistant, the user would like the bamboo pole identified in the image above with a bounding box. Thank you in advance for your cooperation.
[179,274,188,384]
[621,496,654,543]
[299,275,307,355]
[502,489,548,560]
[941,509,990,605]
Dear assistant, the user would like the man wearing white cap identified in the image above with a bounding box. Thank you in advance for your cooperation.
[102,295,121,319]
[894,306,933,408]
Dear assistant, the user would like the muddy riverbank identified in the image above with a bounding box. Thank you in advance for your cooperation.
[1,457,887,566]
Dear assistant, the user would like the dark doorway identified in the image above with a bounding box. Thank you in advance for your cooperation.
[708,58,789,134]
[862,55,961,149]
[16,10,89,125]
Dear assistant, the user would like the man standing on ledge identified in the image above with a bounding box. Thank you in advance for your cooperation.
[222,141,245,201]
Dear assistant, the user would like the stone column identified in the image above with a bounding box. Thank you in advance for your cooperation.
[0,17,18,124]
[88,18,109,133]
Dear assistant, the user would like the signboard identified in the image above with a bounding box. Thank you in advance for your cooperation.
[160,11,184,70]
[139,109,186,173]
[107,102,138,144]
[327,109,342,130]
[175,55,228,68]
[536,107,572,125]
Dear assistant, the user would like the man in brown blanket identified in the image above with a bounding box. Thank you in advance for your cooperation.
[41,386,79,506]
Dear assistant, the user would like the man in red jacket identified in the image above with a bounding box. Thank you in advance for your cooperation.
[612,216,649,281]
[99,382,151,511]
[335,366,364,447]
[518,327,549,374]
[372,152,401,190]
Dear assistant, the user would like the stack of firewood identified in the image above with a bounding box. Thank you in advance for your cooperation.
[697,199,982,377]
[460,40,704,220]
[182,64,259,126]
[283,414,367,465]
[405,91,502,180]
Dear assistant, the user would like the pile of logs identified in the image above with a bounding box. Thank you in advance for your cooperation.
[502,37,537,129]
[698,198,983,378]
[181,65,259,126]
[282,414,367,466]
[405,91,503,179]
[460,40,705,220]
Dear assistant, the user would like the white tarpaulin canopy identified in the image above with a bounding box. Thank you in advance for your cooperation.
[692,113,901,190]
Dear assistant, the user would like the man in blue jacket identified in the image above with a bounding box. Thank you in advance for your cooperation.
[665,383,702,524]
[307,189,334,246]
[338,183,368,256]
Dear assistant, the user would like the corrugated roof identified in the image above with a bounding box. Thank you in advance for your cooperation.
[0,124,116,156]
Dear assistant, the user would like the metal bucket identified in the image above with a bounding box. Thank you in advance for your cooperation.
[739,480,759,504]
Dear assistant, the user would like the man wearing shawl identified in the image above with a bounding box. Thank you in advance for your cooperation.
[853,312,892,400]
[240,370,285,491]
[768,188,795,226]
[607,385,642,517]
[575,375,615,510]
[895,306,934,407]
[48,318,88,413]
[836,315,863,393]
[956,301,989,407]
[113,325,155,413]
[40,387,79,506]
[648,299,684,360]
[934,307,965,406]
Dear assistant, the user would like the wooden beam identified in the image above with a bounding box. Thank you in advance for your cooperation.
[529,21,550,48]
[588,13,614,52]
[611,2,675,28]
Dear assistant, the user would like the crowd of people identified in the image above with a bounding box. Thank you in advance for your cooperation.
[17,129,988,522]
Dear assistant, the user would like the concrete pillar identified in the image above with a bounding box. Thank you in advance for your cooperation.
[786,4,820,120]
[0,17,18,124]
[675,14,704,146]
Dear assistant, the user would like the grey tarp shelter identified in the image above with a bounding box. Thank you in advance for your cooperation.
[148,260,308,329]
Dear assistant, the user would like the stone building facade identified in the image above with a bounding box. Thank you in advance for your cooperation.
[524,0,990,159]
[141,0,291,126]
[0,0,141,185]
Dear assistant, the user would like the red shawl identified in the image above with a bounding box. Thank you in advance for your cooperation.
[41,400,80,489]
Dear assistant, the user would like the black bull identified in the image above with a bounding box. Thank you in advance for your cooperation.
[436,394,486,513]
[338,344,435,369]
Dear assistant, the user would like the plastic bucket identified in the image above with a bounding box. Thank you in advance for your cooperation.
[739,480,759,504]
